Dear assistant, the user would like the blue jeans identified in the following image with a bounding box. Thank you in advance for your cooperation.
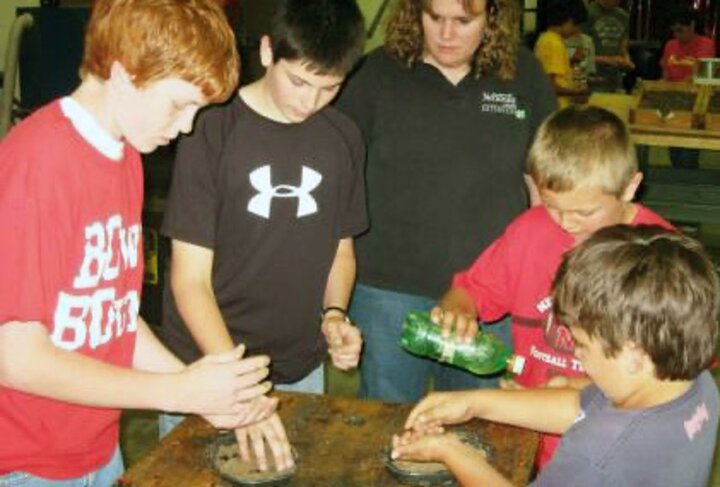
[158,364,325,439]
[669,147,700,169]
[274,363,325,394]
[0,447,123,487]
[350,283,512,403]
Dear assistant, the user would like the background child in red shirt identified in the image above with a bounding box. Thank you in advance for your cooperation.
[660,6,715,169]
[661,7,715,82]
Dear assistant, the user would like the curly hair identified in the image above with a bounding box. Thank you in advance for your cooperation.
[384,0,520,80]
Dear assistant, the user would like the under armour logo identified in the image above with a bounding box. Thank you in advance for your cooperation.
[248,165,322,219]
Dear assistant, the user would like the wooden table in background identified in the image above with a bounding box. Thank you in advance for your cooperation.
[630,124,720,151]
[120,391,538,486]
[586,93,720,150]
[587,93,720,226]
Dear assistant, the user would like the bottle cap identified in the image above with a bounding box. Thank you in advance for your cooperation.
[509,355,525,374]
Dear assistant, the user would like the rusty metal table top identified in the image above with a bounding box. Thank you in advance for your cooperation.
[120,391,538,486]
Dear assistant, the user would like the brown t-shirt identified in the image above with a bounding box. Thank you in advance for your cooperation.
[160,96,367,383]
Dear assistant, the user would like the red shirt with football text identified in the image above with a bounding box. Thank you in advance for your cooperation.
[453,204,671,467]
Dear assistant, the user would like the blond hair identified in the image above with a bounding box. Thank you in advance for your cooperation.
[528,106,637,197]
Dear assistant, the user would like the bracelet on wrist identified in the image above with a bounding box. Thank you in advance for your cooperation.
[321,306,350,322]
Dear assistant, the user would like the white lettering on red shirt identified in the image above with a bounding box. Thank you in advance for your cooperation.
[52,215,140,351]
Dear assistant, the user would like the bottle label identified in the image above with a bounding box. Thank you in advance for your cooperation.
[509,355,526,374]
[439,339,457,364]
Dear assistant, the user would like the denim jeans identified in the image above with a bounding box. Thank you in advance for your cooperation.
[349,283,512,403]
[669,147,700,169]
[0,447,123,487]
[274,363,324,394]
[158,364,325,439]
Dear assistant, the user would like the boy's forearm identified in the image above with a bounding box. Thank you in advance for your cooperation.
[172,280,234,354]
[595,54,617,65]
[133,317,186,373]
[448,457,514,487]
[438,439,514,487]
[170,240,235,354]
[621,38,631,58]
[0,321,183,411]
[470,388,581,435]
[322,238,356,310]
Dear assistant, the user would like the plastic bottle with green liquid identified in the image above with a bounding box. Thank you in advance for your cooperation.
[399,310,525,376]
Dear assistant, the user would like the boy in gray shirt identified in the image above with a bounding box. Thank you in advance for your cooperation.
[392,225,719,486]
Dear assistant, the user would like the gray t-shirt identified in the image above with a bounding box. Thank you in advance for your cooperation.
[534,371,719,486]
[584,2,629,91]
[565,33,597,84]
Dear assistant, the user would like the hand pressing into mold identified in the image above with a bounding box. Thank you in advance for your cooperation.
[234,413,295,472]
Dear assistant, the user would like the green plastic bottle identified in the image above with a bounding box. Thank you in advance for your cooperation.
[399,311,525,376]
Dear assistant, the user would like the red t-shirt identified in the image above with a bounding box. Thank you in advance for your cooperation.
[662,35,715,81]
[453,204,671,468]
[0,100,144,478]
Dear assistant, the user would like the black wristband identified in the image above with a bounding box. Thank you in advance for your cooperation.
[321,306,350,322]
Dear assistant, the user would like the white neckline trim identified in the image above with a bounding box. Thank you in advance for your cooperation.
[59,97,124,161]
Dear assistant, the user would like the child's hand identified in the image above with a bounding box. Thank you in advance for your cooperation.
[391,430,454,462]
[178,345,272,415]
[321,317,363,370]
[430,306,478,343]
[405,391,477,430]
[618,56,635,70]
[392,431,487,468]
[202,395,279,430]
[235,413,295,472]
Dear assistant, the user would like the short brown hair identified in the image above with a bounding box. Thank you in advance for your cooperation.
[553,225,719,381]
[528,105,637,197]
[269,0,365,76]
[384,0,520,80]
[80,0,239,102]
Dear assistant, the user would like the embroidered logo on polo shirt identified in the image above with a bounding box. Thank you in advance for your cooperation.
[480,91,526,119]
[53,214,141,351]
[248,165,322,219]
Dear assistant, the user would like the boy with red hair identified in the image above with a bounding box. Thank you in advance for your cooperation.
[0,0,276,485]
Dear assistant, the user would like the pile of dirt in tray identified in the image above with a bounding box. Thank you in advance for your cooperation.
[212,440,297,485]
[385,429,491,484]
[390,457,448,475]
